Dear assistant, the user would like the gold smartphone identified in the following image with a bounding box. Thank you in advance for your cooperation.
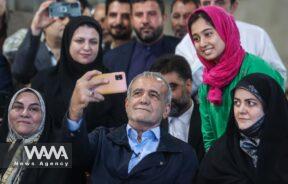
[92,72,127,95]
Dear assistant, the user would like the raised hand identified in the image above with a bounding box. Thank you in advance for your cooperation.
[68,70,109,121]
[31,0,56,36]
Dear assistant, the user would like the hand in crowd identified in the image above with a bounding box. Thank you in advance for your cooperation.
[68,70,109,122]
[30,0,55,36]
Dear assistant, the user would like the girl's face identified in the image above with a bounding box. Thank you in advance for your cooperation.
[233,88,264,130]
[190,17,225,62]
[69,25,100,64]
[8,92,43,137]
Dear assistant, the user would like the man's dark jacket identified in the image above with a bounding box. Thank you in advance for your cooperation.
[65,121,198,184]
[103,35,180,82]
[12,29,53,84]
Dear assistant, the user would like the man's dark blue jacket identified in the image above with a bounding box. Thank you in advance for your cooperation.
[65,121,198,184]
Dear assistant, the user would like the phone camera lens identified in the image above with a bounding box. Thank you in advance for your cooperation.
[115,74,123,80]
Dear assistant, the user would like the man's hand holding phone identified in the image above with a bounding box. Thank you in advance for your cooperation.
[31,0,55,36]
[69,70,108,121]
[69,71,127,121]
[31,0,81,36]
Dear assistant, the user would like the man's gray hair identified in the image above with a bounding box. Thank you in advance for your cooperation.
[127,71,172,104]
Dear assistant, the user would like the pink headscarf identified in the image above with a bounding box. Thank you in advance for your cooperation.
[188,6,246,105]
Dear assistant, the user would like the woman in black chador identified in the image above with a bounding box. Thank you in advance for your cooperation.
[197,73,288,184]
[32,16,127,131]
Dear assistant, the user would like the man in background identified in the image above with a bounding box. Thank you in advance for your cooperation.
[170,0,198,38]
[10,0,71,84]
[104,0,180,84]
[93,3,112,50]
[150,54,204,161]
[104,0,132,51]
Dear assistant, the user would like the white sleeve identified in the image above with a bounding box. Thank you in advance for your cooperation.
[238,21,287,82]
[258,29,287,82]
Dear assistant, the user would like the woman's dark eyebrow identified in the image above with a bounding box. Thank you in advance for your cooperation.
[13,101,40,106]
[244,98,258,102]
[234,97,258,102]
[13,101,23,105]
[202,28,213,33]
[29,103,41,107]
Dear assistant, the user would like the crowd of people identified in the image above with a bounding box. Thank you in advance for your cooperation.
[0,0,287,183]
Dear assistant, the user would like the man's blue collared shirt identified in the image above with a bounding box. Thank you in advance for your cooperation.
[66,119,160,173]
[126,124,160,173]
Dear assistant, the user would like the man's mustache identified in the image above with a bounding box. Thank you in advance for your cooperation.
[139,26,154,32]
[111,24,126,30]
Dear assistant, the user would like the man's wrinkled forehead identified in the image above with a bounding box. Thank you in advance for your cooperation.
[131,76,166,96]
[132,76,166,89]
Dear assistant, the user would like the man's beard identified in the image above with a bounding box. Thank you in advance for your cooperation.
[110,24,132,40]
[174,26,186,39]
[134,25,163,44]
[169,96,191,117]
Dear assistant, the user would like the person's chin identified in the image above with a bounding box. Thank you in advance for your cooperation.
[78,58,93,65]
[202,54,217,61]
[134,110,150,117]
[140,31,153,38]
[175,29,186,38]
[16,128,34,137]
[237,121,252,130]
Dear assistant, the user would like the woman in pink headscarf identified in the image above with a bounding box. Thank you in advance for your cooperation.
[187,6,284,151]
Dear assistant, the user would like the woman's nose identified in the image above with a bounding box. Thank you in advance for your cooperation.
[20,108,30,117]
[83,42,90,50]
[238,104,247,114]
[199,37,207,47]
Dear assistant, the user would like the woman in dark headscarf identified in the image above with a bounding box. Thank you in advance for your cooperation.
[187,6,284,150]
[0,87,69,184]
[31,16,126,131]
[196,73,288,184]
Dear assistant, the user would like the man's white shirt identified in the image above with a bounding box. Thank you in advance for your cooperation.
[168,101,194,142]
